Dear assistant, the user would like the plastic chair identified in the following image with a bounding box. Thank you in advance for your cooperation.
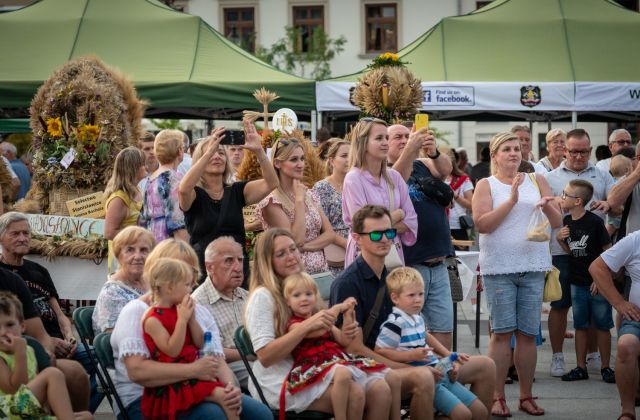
[233,326,332,419]
[72,306,113,411]
[93,332,130,420]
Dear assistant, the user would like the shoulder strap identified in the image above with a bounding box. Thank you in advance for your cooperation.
[528,172,541,194]
[362,282,387,344]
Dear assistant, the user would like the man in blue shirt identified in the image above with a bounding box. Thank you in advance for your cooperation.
[331,205,495,419]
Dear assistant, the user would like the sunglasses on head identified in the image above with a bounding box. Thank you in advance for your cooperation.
[357,228,397,242]
[359,117,387,124]
[274,137,301,153]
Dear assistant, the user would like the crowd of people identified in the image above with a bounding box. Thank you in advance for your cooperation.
[0,119,639,420]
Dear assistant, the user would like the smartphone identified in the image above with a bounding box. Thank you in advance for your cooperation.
[220,130,245,146]
[415,114,429,131]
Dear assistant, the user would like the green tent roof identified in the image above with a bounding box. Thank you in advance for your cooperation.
[0,0,316,114]
[332,0,640,83]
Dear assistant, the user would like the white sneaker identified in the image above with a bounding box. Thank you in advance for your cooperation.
[586,353,602,372]
[551,353,565,377]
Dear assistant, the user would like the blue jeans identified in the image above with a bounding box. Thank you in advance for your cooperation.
[72,343,104,413]
[571,285,614,330]
[483,271,544,336]
[119,394,272,420]
[412,262,453,333]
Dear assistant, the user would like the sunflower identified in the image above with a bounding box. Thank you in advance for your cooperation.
[46,117,63,137]
[77,124,100,143]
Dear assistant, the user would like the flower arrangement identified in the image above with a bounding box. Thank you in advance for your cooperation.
[353,52,422,123]
[26,56,146,208]
[367,52,409,69]
[34,113,111,191]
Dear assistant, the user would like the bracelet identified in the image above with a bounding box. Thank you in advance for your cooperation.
[427,149,440,159]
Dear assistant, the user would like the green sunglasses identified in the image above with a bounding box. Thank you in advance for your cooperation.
[357,228,397,242]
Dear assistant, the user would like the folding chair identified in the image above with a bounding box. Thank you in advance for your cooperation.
[93,332,130,420]
[233,326,332,420]
[72,306,113,410]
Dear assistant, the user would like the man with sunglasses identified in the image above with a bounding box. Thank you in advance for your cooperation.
[330,205,495,419]
[387,123,457,350]
[543,128,616,377]
[596,129,633,173]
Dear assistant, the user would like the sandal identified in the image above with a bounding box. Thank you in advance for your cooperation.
[519,396,545,416]
[617,413,636,420]
[492,397,512,417]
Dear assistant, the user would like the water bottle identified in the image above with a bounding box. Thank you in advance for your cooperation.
[433,352,458,382]
[200,331,216,358]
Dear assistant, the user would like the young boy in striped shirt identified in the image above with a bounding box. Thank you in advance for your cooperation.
[375,267,480,419]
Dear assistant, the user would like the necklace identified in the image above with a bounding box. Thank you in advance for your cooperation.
[208,188,224,200]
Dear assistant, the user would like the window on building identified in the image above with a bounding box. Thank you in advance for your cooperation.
[223,7,255,52]
[614,0,639,11]
[476,1,492,9]
[292,5,324,52]
[365,3,397,53]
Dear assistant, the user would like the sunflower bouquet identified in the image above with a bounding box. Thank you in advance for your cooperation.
[367,52,409,69]
[34,113,111,191]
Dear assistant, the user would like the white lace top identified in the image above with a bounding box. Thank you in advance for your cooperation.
[110,299,224,413]
[478,175,552,276]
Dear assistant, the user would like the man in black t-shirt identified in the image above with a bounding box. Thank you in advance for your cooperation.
[0,266,90,411]
[557,180,615,383]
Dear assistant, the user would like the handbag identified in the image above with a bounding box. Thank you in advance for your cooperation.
[385,182,404,270]
[446,256,464,302]
[459,214,474,230]
[543,266,562,302]
[324,243,346,268]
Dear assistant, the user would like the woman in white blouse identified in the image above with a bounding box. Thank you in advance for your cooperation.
[110,239,271,420]
[472,132,561,417]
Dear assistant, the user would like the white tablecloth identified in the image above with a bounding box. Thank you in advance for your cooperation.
[28,255,108,301]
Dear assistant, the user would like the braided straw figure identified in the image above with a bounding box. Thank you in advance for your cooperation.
[352,53,423,123]
[21,55,146,213]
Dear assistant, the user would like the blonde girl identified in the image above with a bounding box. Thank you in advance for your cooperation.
[104,146,147,272]
[342,118,417,268]
[142,257,234,420]
[0,291,92,420]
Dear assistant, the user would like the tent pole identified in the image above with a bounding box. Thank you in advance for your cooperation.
[311,110,317,146]
[571,111,577,128]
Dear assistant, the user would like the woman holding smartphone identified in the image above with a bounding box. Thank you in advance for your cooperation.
[179,120,279,282]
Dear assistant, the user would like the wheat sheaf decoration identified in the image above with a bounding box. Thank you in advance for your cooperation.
[19,56,146,215]
[352,52,423,123]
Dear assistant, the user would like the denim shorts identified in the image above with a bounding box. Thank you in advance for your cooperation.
[434,377,477,416]
[483,271,545,336]
[619,319,640,340]
[571,285,614,330]
[550,255,572,309]
[412,263,453,333]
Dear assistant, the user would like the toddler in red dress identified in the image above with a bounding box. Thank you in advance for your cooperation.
[280,272,400,420]
[142,257,236,420]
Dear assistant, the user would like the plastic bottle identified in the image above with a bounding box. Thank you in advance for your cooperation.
[200,331,216,358]
[433,352,458,382]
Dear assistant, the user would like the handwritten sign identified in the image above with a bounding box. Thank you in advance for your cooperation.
[27,214,104,238]
[66,192,105,218]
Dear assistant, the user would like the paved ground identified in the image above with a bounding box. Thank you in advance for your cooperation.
[95,299,622,419]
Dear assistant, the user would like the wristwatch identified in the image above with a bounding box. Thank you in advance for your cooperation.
[427,148,440,159]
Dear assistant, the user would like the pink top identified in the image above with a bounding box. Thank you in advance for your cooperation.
[341,167,418,268]
[256,190,329,274]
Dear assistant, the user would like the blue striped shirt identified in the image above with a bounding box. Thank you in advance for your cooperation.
[376,307,437,365]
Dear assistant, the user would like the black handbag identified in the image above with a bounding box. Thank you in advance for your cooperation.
[459,214,474,230]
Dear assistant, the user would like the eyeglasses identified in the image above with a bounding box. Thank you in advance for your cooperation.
[357,228,397,242]
[561,190,579,200]
[566,149,591,157]
[610,139,632,146]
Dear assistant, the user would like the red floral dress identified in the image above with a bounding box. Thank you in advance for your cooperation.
[141,306,224,420]
[279,316,386,418]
